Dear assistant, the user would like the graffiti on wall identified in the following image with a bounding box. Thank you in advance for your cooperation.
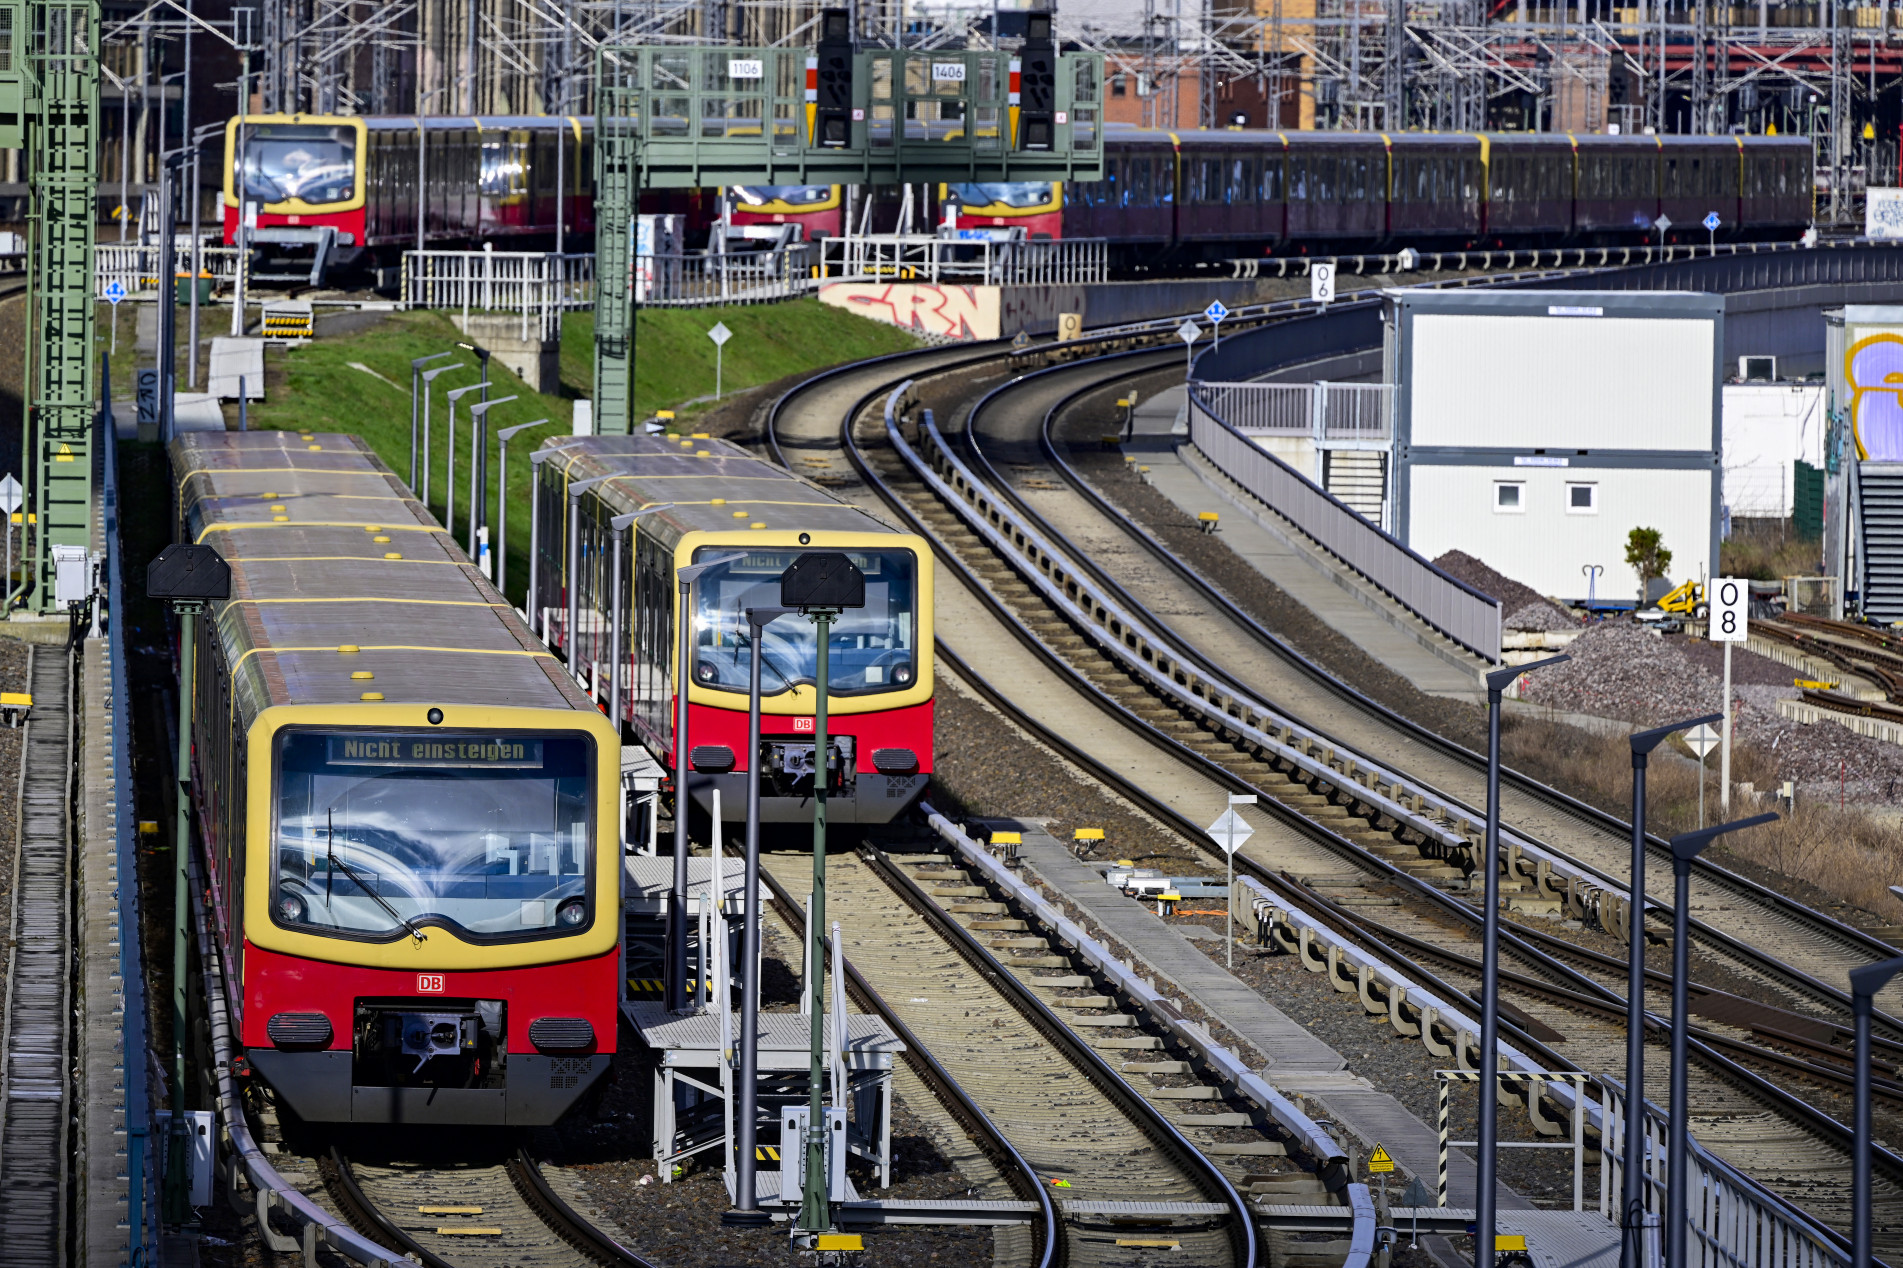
[1846,333,1903,461]
[818,283,1001,340]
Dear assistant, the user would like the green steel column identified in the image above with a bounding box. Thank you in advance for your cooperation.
[591,59,635,436]
[28,0,100,611]
[801,611,832,1234]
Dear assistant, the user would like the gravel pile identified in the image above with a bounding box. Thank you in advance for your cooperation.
[1504,601,1578,633]
[1521,619,1903,799]
[1434,551,1576,630]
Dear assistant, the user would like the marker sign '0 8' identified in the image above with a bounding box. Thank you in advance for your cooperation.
[1709,577,1749,643]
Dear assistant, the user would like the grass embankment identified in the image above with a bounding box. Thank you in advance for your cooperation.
[103,301,915,608]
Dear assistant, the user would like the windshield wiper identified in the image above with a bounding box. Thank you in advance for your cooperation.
[327,807,427,942]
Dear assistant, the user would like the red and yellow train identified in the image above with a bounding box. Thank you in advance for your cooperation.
[174,429,621,1126]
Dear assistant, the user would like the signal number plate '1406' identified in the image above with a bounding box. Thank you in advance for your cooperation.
[418,974,446,994]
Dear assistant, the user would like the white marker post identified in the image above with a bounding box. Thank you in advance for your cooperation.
[1685,722,1719,828]
[1177,319,1200,379]
[708,320,733,400]
[0,473,19,616]
[1207,796,1256,967]
[1709,578,1749,812]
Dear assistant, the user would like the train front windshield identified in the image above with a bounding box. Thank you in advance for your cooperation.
[732,185,834,208]
[272,731,594,941]
[237,124,357,205]
[691,548,918,696]
[950,182,1055,210]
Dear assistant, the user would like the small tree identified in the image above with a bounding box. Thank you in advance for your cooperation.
[1625,527,1673,602]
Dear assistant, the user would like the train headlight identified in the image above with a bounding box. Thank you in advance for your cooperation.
[695,661,718,684]
[557,898,587,927]
[278,892,307,924]
[893,663,913,685]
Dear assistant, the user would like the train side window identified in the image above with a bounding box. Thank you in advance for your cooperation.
[1200,157,1223,204]
[1289,155,1306,202]
[1262,156,1284,201]
[1131,157,1152,206]
[1316,155,1336,203]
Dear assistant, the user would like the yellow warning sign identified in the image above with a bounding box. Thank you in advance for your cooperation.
[1368,1144,1395,1174]
[53,444,74,463]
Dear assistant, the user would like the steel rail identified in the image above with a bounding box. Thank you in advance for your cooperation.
[842,847,1260,1266]
[778,344,1903,1252]
[755,859,1061,1268]
[964,349,1903,1036]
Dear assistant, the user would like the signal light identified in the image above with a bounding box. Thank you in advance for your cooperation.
[813,7,853,149]
[1018,10,1056,151]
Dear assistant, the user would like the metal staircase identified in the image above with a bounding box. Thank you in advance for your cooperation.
[1859,462,1903,622]
[1322,449,1387,526]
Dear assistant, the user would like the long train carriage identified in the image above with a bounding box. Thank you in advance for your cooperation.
[980,127,1815,259]
[174,430,622,1126]
[221,113,700,270]
[530,435,934,826]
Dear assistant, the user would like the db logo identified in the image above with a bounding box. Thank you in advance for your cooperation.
[793,717,815,733]
[417,974,446,994]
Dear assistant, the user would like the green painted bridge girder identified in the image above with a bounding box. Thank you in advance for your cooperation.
[589,43,1106,435]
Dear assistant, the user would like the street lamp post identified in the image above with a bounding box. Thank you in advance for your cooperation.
[465,395,519,570]
[780,552,868,1239]
[606,504,675,730]
[417,362,467,508]
[1666,815,1777,1268]
[1475,653,1568,1268]
[443,380,491,540]
[1621,713,1721,1268]
[525,442,584,633]
[409,352,455,487]
[455,340,492,408]
[1852,954,1903,1268]
[727,602,791,1226]
[495,420,553,604]
[668,553,745,1013]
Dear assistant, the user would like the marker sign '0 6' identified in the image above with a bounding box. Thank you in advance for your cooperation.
[1709,577,1749,643]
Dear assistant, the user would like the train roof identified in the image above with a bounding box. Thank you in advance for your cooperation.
[171,430,592,729]
[1100,122,1804,152]
[537,435,897,549]
[247,113,596,133]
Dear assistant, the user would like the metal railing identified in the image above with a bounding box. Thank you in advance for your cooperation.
[96,242,242,297]
[817,233,1108,286]
[635,247,814,307]
[402,250,595,341]
[1196,380,1393,445]
[1186,384,1501,662]
[1599,1079,1847,1268]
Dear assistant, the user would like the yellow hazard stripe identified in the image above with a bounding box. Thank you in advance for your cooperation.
[197,522,448,541]
[230,643,554,676]
[231,597,510,608]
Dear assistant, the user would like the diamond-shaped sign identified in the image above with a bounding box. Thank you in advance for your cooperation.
[0,474,19,516]
[707,321,733,347]
[104,280,126,305]
[1684,723,1720,760]
[1204,300,1230,324]
[1206,807,1254,856]
[1177,320,1201,345]
[1703,211,1722,232]
[1653,214,1673,234]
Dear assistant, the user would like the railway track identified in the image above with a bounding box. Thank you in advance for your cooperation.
[756,846,1263,1266]
[0,644,75,1264]
[761,329,1903,1251]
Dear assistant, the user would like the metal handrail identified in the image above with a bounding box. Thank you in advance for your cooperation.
[1185,384,1503,662]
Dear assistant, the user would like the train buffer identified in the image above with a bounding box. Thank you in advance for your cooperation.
[1101,866,1228,901]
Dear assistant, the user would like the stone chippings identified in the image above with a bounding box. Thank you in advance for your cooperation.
[1433,551,1576,630]
[1521,618,1903,798]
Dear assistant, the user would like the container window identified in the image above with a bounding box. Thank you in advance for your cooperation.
[1567,482,1598,514]
[1494,482,1525,513]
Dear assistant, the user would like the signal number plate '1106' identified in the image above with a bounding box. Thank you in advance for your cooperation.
[418,974,446,994]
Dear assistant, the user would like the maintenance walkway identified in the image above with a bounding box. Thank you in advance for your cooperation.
[1116,386,1486,701]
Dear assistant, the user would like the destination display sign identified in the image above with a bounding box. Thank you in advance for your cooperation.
[326,735,545,768]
